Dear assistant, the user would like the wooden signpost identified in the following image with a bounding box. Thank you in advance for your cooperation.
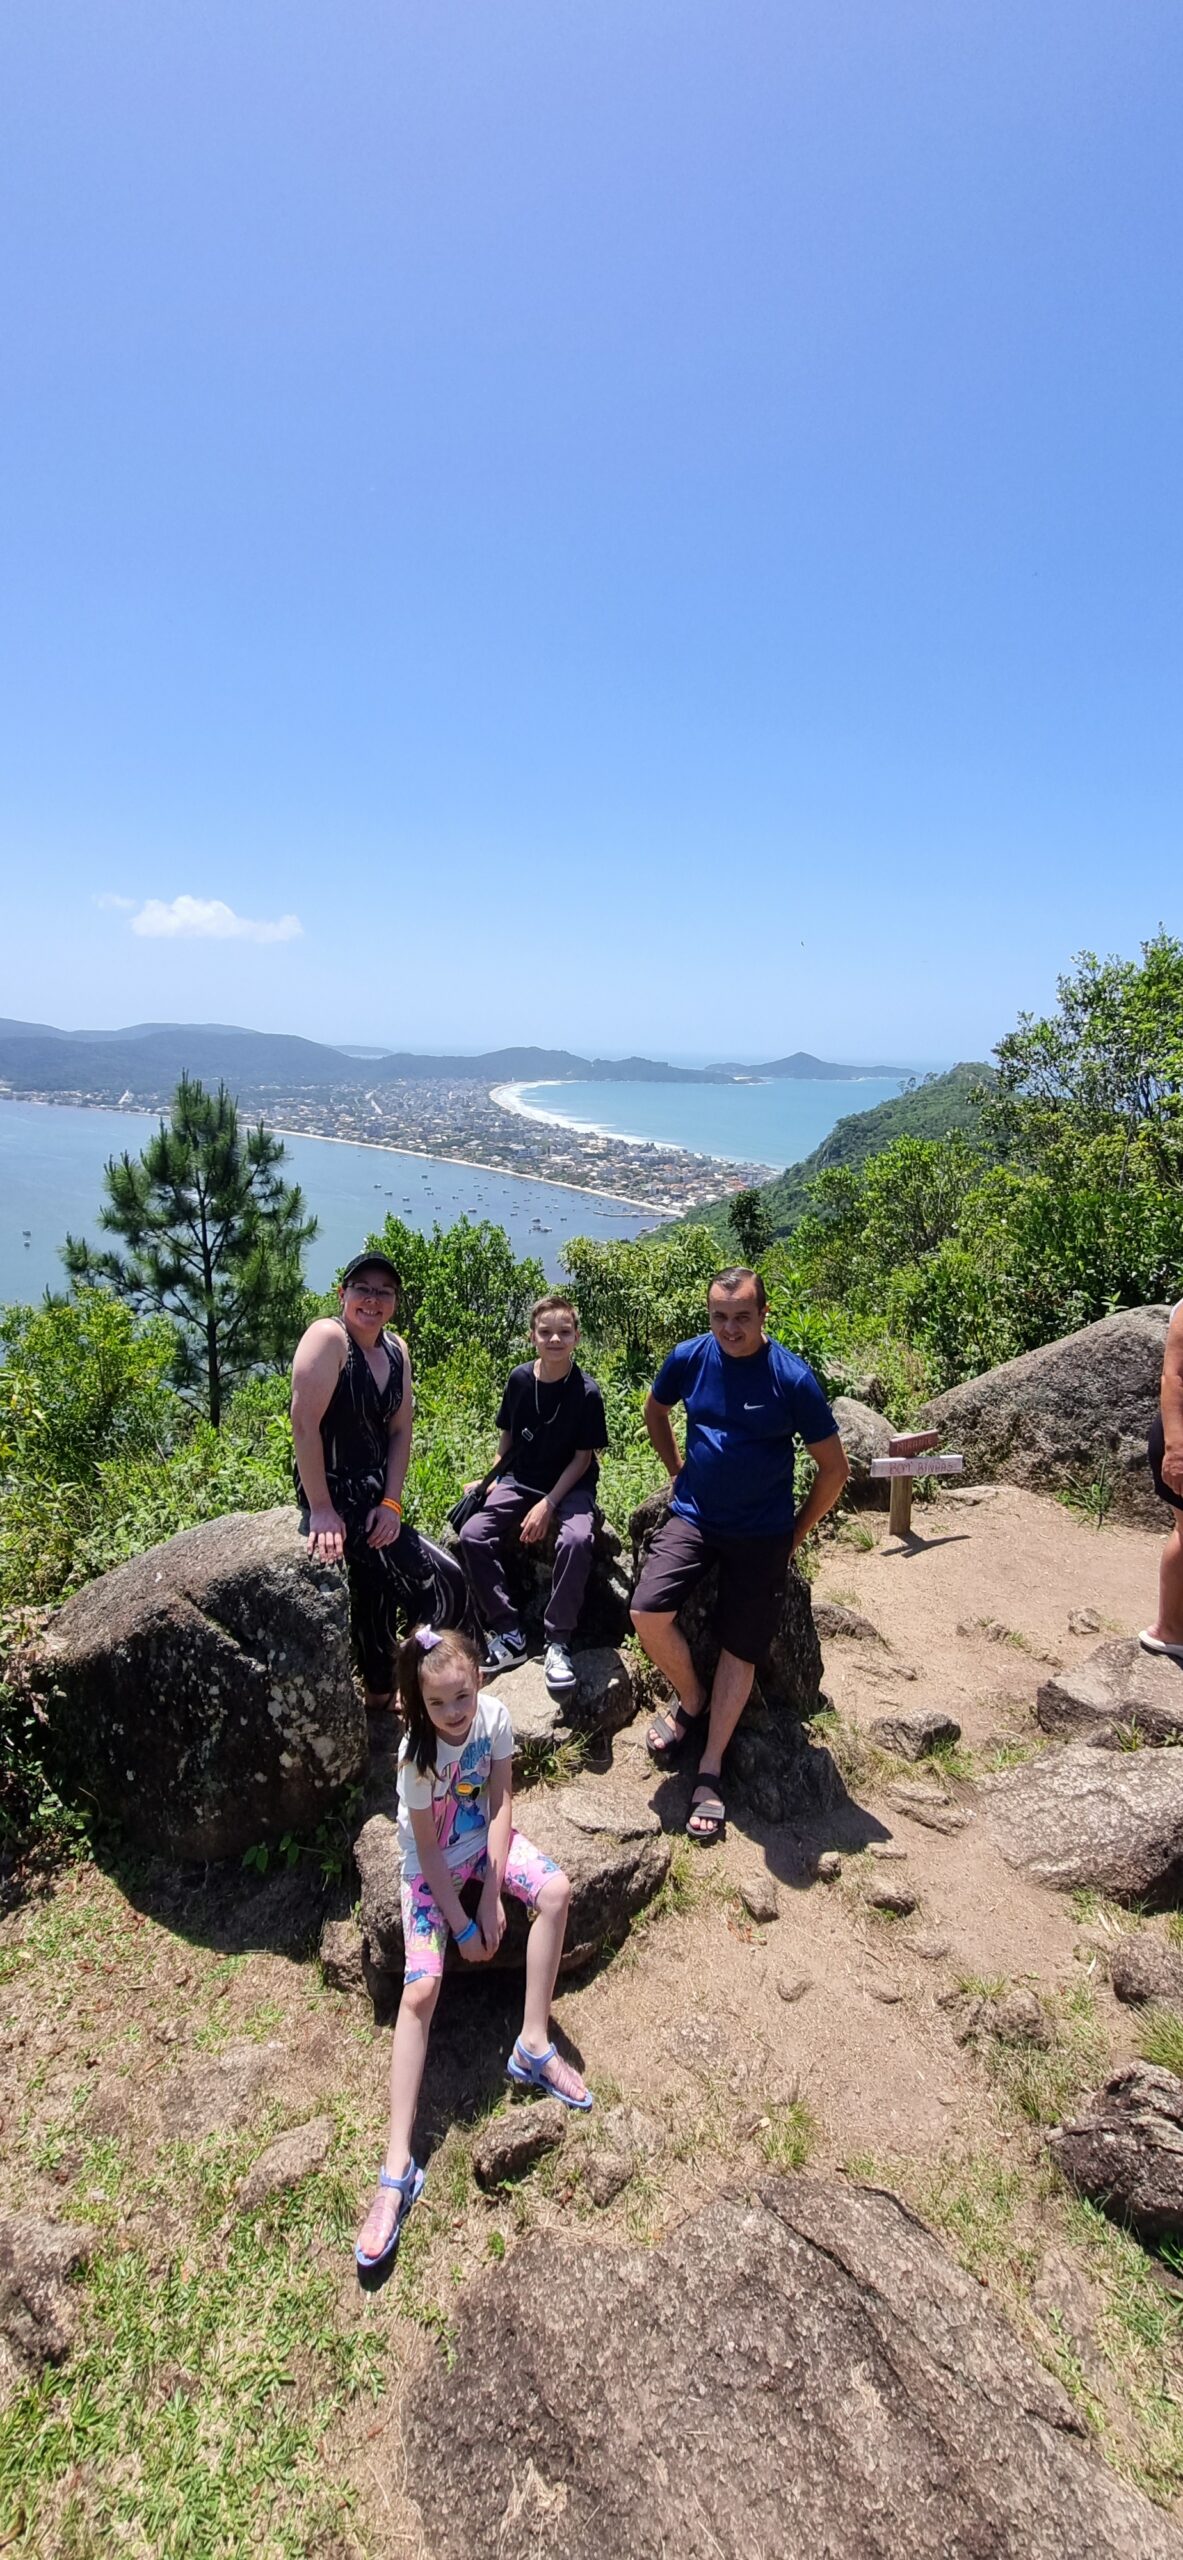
[869,1430,964,1537]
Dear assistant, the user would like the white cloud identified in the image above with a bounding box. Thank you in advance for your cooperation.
[93,892,137,911]
[128,895,303,945]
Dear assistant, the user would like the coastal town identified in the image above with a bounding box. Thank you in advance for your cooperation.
[0,1069,766,1212]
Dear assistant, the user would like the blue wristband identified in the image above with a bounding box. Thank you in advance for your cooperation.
[453,1919,478,1946]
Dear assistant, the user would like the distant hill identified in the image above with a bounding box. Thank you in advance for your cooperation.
[705,1051,903,1080]
[0,1019,884,1099]
[681,1063,994,1246]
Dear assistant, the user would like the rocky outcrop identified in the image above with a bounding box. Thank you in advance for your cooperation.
[981,1744,1183,1899]
[0,2213,92,2404]
[813,1601,885,1645]
[1049,2065,1183,2243]
[403,2176,1183,2559]
[26,1508,365,1863]
[483,1647,635,1752]
[1037,1640,1183,1748]
[920,1307,1169,1522]
[355,1779,670,1983]
[832,1394,895,1507]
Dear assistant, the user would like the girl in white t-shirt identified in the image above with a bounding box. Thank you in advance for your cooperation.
[355,1622,592,2271]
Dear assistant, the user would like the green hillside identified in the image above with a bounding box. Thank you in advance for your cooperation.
[685,1062,993,1246]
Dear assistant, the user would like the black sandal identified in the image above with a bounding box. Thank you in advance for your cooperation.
[645,1701,705,1765]
[686,1780,726,1846]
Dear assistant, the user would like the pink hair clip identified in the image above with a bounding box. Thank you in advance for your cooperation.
[417,1625,441,1652]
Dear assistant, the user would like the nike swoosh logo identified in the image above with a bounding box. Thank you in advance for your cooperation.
[743,1402,765,1410]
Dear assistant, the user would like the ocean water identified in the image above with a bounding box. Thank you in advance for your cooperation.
[0,1101,651,1311]
[509,1075,909,1169]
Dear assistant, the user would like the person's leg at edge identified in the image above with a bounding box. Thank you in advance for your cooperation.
[1148,1513,1183,1647]
[459,1484,529,1634]
[355,1971,441,2258]
[346,1544,398,1713]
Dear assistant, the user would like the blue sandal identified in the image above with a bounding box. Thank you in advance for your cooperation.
[354,2159,424,2271]
[506,2037,593,2111]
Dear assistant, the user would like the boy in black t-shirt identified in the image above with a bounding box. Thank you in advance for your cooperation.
[459,1295,608,1693]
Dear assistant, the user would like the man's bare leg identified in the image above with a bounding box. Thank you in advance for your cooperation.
[631,1609,708,1720]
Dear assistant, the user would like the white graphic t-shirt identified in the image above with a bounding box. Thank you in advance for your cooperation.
[396,1695,514,1880]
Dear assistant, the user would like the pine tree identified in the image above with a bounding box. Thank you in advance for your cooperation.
[728,1187,773,1264]
[63,1075,317,1425]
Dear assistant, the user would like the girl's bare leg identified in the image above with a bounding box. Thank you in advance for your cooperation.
[355,1973,439,2256]
[518,1874,589,2103]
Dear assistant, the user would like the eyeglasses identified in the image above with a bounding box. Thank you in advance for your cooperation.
[348,1284,397,1304]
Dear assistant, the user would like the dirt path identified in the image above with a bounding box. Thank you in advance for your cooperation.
[2,1486,1180,2556]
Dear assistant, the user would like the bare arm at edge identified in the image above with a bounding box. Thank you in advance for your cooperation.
[290,1320,348,1559]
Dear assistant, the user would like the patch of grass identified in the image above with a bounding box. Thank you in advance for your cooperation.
[0,2129,381,2555]
[514,1733,590,1791]
[978,1737,1042,1772]
[921,1736,976,1783]
[1057,1466,1115,1530]
[837,1520,877,1553]
[989,1981,1109,2129]
[1070,1888,1139,1935]
[1166,1910,1183,1949]
[808,1708,877,1791]
[1137,2006,1183,2077]
[1062,2195,1183,2504]
[758,2099,816,2172]
[917,2151,1035,2288]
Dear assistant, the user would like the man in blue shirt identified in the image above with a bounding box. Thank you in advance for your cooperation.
[631,1266,849,1843]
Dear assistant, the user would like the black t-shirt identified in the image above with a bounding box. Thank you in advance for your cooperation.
[496,1362,609,1496]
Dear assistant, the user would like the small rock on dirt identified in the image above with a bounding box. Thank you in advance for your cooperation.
[737,1872,780,1924]
[0,2213,92,2400]
[472,2102,568,2190]
[815,1850,842,1880]
[863,1881,918,1917]
[909,1933,950,1961]
[957,1987,1052,2050]
[1110,1937,1183,2007]
[884,1782,972,1836]
[813,1602,886,1645]
[776,1972,813,2004]
[1049,2064,1183,2242]
[596,2103,661,2159]
[582,2149,634,2208]
[870,1711,962,1762]
[1068,1609,1105,1636]
[238,2116,334,2213]
[866,1980,904,2004]
[868,1842,908,1861]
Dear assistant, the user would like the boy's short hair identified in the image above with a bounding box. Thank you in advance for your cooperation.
[708,1265,767,1312]
[530,1293,580,1330]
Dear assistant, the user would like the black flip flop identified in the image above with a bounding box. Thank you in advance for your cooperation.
[686,1780,726,1846]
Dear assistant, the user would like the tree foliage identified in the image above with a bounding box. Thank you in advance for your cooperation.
[559,1225,721,1371]
[360,1215,543,1371]
[63,1076,317,1425]
[989,931,1183,1189]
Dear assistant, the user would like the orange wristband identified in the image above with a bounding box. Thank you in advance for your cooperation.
[381,1497,402,1516]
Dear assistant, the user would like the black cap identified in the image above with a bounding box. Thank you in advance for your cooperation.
[339,1251,401,1291]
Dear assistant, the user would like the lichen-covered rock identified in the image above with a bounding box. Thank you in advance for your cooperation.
[920,1307,1170,1523]
[356,1782,670,1983]
[832,1395,896,1507]
[982,1744,1183,1899]
[1049,2065,1183,2242]
[26,1507,365,1862]
[870,1710,961,1761]
[1037,1640,1183,1747]
[403,2177,1183,2559]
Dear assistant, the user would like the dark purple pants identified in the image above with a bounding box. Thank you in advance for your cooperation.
[459,1474,596,1639]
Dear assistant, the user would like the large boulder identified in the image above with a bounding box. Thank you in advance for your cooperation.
[355,1777,671,1982]
[1037,1641,1183,1748]
[981,1743,1183,1899]
[1049,2065,1183,2244]
[440,1507,631,1648]
[919,1306,1169,1521]
[27,1507,365,1863]
[831,1394,895,1508]
[402,2176,1182,2560]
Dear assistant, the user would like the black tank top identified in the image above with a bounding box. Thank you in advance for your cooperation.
[294,1320,405,1512]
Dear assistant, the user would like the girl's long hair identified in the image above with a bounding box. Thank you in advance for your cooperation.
[398,1623,483,1776]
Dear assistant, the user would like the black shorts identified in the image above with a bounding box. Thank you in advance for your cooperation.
[1149,1413,1183,1512]
[631,1512,792,1665]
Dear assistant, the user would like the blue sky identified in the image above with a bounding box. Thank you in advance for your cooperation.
[1,1,1180,1063]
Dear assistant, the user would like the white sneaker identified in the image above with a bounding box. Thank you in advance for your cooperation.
[544,1641,577,1694]
[483,1628,527,1673]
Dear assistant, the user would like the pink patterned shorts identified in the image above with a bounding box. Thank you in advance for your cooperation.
[401,1828,561,1980]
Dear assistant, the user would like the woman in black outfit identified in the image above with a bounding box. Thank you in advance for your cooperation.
[290,1250,472,1709]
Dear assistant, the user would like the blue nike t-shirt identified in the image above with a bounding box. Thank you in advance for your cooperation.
[651,1333,838,1540]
